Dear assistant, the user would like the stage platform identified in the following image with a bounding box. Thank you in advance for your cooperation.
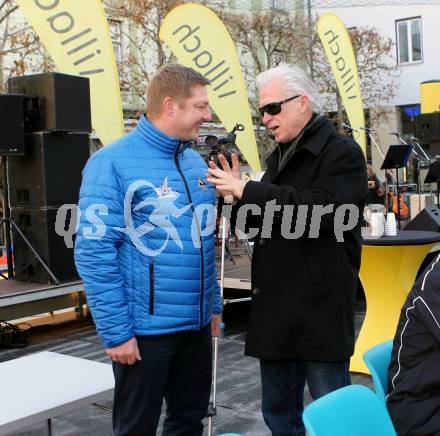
[221,243,252,291]
[0,242,251,321]
[0,280,85,321]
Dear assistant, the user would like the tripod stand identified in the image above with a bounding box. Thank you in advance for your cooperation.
[0,156,59,283]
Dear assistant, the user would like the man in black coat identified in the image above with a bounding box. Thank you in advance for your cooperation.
[387,254,440,436]
[207,64,367,435]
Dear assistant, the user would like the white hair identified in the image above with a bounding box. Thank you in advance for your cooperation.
[256,64,323,114]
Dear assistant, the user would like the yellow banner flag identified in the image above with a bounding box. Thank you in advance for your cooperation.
[160,3,261,172]
[317,13,366,155]
[16,0,124,145]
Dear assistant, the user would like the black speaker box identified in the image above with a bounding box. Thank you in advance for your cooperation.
[8,72,92,133]
[416,112,440,143]
[11,207,78,283]
[422,142,440,158]
[7,132,90,208]
[405,206,440,232]
[0,93,25,155]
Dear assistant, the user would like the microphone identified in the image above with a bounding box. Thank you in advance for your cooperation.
[390,132,408,145]
[341,122,357,132]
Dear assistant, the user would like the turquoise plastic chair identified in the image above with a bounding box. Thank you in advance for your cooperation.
[303,385,397,436]
[363,340,393,404]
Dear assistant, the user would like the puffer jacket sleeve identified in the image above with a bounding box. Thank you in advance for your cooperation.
[75,152,134,349]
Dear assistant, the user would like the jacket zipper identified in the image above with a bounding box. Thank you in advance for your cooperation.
[149,261,154,315]
[174,147,205,330]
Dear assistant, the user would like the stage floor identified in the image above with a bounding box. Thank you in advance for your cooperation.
[0,306,371,436]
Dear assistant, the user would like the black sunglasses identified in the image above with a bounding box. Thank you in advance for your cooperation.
[259,95,302,117]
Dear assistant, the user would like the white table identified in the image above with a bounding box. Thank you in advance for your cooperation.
[0,351,114,434]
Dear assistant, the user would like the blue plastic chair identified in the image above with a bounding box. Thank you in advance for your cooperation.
[363,340,393,404]
[303,385,397,436]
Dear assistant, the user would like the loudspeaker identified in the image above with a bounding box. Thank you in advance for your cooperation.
[11,207,79,283]
[405,206,440,232]
[410,194,434,220]
[0,93,25,155]
[416,112,440,143]
[8,72,92,133]
[7,132,90,208]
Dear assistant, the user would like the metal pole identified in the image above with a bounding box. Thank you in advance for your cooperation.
[46,418,53,436]
[396,168,402,230]
[417,158,422,215]
[208,215,227,436]
[1,156,15,279]
[224,297,252,305]
[9,219,60,284]
[307,0,314,79]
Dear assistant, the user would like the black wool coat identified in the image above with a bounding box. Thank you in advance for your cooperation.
[237,115,368,361]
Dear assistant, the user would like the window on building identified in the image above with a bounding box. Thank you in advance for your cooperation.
[396,17,422,64]
[399,104,420,139]
[271,0,284,10]
[108,20,122,64]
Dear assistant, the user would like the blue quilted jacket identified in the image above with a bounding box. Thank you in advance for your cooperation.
[75,115,222,348]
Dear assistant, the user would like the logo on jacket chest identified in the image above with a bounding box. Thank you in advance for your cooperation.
[155,177,178,200]
[198,177,208,192]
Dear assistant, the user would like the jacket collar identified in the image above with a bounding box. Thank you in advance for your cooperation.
[300,115,334,157]
[264,115,336,179]
[134,114,193,155]
[266,115,335,166]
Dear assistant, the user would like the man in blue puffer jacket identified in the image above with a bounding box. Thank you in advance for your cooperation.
[75,64,222,436]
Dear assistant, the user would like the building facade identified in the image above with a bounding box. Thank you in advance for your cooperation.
[313,1,440,173]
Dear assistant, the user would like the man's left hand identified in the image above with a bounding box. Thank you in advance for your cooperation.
[207,166,246,200]
[211,314,221,337]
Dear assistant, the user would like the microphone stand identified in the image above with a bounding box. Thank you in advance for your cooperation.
[411,137,431,162]
[392,133,430,216]
[411,136,434,210]
[207,213,226,436]
[361,127,391,209]
[362,127,385,160]
[394,134,421,216]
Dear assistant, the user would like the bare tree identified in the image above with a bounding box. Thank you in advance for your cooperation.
[0,0,54,91]
[222,10,398,156]
[105,0,184,108]
[312,24,399,130]
[219,9,312,155]
[221,10,309,113]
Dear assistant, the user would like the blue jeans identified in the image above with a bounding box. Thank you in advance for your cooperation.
[260,359,351,436]
[112,326,212,436]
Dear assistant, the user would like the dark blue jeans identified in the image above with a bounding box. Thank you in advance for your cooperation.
[260,359,351,436]
[112,326,212,436]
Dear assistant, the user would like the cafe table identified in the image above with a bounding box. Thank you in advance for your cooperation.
[350,230,440,374]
